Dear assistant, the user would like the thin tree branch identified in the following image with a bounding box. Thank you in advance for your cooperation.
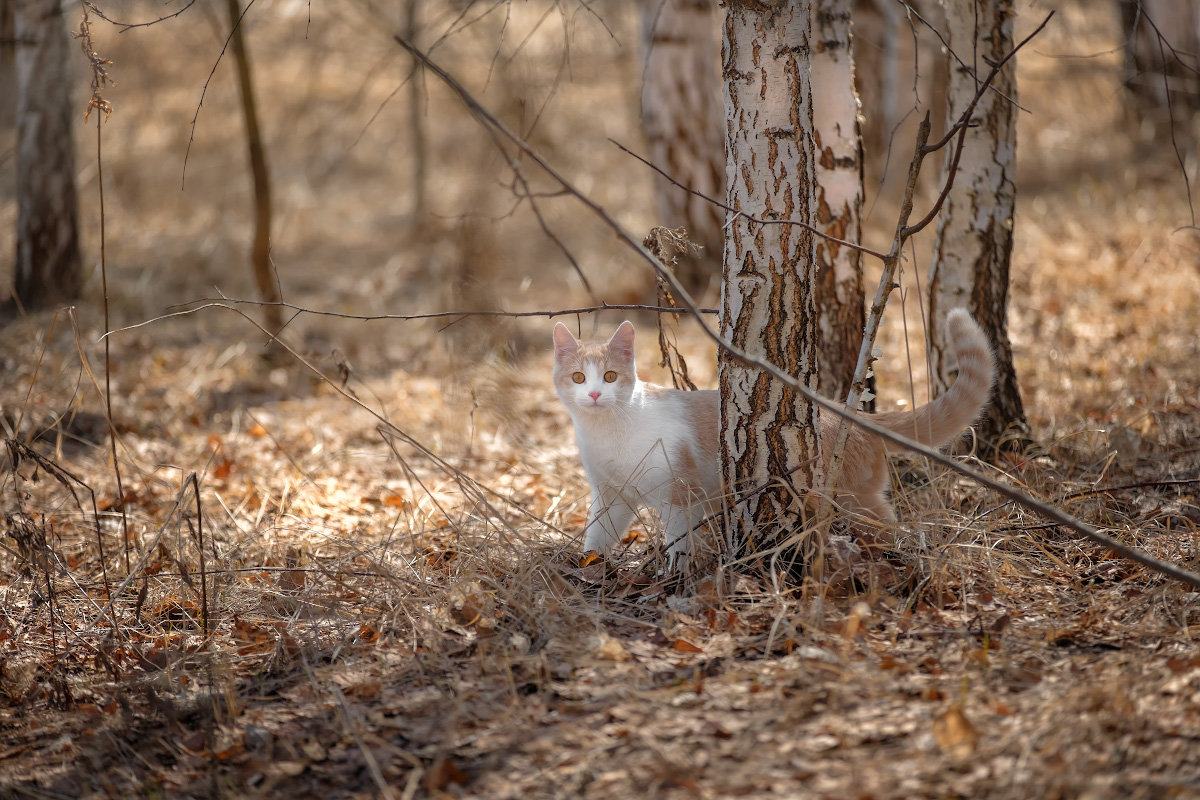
[101,298,719,340]
[82,0,195,33]
[610,138,892,263]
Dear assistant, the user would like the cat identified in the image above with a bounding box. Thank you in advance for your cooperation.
[552,309,995,570]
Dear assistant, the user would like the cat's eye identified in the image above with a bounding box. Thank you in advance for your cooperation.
[571,372,585,384]
[603,371,618,383]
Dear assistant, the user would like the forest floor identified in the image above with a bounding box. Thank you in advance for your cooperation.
[2,1,1200,798]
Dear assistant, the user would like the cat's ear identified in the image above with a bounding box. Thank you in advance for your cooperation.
[552,322,579,360]
[607,321,636,360]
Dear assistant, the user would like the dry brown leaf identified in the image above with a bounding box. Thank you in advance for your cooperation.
[672,638,703,654]
[423,757,467,791]
[933,704,979,758]
[593,633,631,662]
[381,493,411,509]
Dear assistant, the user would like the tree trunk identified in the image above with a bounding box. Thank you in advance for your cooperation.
[13,0,82,310]
[225,0,282,338]
[1119,0,1200,112]
[811,0,867,407]
[928,0,1029,453]
[720,1,822,561]
[640,0,725,297]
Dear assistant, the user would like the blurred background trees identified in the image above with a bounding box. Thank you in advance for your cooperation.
[7,0,81,312]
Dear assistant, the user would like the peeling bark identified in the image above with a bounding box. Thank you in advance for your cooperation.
[811,0,866,406]
[928,0,1029,453]
[720,1,822,557]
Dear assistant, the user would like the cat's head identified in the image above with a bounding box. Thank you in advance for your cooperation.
[552,321,637,415]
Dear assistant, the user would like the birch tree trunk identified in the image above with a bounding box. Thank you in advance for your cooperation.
[928,0,1029,452]
[811,0,866,406]
[13,0,82,309]
[721,1,822,559]
[640,0,725,296]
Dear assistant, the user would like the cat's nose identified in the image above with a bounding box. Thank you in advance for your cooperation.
[588,391,601,401]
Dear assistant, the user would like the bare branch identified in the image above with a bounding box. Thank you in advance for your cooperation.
[101,298,719,340]
[609,138,892,263]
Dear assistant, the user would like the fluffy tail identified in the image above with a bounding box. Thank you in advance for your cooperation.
[874,308,996,451]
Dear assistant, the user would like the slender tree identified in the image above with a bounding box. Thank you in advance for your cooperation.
[225,0,282,337]
[927,0,1029,453]
[720,1,821,559]
[811,0,867,406]
[1119,0,1200,113]
[12,0,82,310]
[639,0,725,296]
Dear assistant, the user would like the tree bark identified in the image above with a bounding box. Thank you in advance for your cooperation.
[720,1,822,559]
[640,0,725,296]
[13,0,82,310]
[928,0,1029,453]
[225,0,282,337]
[811,0,867,407]
[1119,0,1200,112]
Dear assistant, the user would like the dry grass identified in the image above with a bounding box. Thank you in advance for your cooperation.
[2,1,1200,798]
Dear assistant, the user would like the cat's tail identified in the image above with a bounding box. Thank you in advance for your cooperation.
[873,308,996,451]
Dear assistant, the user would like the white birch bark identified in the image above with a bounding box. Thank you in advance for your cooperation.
[811,0,865,405]
[928,0,1028,450]
[720,0,821,554]
[639,0,725,294]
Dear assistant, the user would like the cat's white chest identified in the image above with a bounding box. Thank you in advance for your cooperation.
[570,393,686,501]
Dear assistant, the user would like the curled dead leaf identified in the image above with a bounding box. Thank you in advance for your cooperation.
[423,757,468,791]
[592,633,631,662]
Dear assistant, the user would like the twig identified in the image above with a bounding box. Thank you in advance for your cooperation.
[821,114,933,528]
[610,138,892,263]
[101,298,718,339]
[182,0,260,188]
[82,0,196,33]
[79,7,131,573]
[1058,477,1200,503]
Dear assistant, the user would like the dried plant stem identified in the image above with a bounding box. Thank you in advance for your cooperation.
[92,67,132,574]
[818,113,931,526]
[189,473,210,641]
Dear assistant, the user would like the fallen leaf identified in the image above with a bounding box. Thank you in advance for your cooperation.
[933,704,978,758]
[672,638,703,654]
[423,757,468,791]
[382,493,411,509]
[592,633,631,662]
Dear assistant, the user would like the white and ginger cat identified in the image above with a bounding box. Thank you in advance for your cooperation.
[552,310,995,569]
